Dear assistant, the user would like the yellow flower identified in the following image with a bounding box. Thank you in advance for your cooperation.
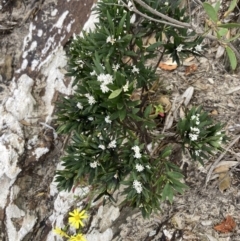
[68,233,87,241]
[53,227,69,238]
[68,209,88,229]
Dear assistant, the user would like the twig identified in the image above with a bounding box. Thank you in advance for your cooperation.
[119,0,187,28]
[120,0,240,63]
[132,0,191,28]
[205,135,240,186]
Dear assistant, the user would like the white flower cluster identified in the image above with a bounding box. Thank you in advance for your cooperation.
[105,115,112,124]
[90,161,98,168]
[123,81,129,92]
[189,126,200,141]
[195,149,201,156]
[136,163,144,172]
[97,73,113,93]
[85,93,96,105]
[191,114,200,125]
[133,180,142,194]
[108,140,116,149]
[195,44,202,52]
[106,35,116,45]
[132,145,142,159]
[76,59,84,68]
[176,44,184,52]
[76,102,83,110]
[215,131,223,145]
[112,63,120,71]
[132,65,139,74]
[90,70,96,76]
[98,144,105,150]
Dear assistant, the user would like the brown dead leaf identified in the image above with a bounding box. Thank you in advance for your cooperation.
[185,64,197,76]
[159,61,177,71]
[183,56,195,65]
[122,56,132,64]
[214,161,239,173]
[210,109,218,115]
[214,215,236,233]
[20,120,31,126]
[218,172,231,192]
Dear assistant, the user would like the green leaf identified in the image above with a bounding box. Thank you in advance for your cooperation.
[225,46,237,70]
[161,146,172,158]
[146,41,163,52]
[119,108,127,121]
[217,28,228,37]
[116,13,127,36]
[107,10,115,32]
[224,0,238,17]
[225,33,240,42]
[203,2,218,23]
[144,104,152,118]
[108,89,122,99]
[214,0,221,13]
[162,183,173,203]
[93,52,104,73]
[167,171,184,180]
[217,23,240,28]
[117,102,124,110]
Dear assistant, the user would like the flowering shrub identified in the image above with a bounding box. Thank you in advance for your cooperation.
[53,209,88,241]
[55,0,227,218]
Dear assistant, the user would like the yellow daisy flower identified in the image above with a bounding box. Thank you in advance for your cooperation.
[53,227,69,238]
[68,209,88,229]
[68,233,87,241]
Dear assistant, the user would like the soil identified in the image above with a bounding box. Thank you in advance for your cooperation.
[0,0,240,241]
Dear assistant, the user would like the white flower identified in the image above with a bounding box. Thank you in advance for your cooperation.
[132,145,140,153]
[176,44,184,52]
[133,180,142,194]
[100,83,110,93]
[108,140,117,149]
[76,102,83,109]
[88,117,94,121]
[90,161,98,168]
[190,127,200,134]
[191,114,200,125]
[100,63,106,70]
[146,165,151,169]
[106,35,116,45]
[90,70,97,76]
[97,73,113,84]
[195,150,201,156]
[189,133,198,141]
[164,2,169,6]
[112,63,120,71]
[123,81,129,92]
[195,44,202,52]
[132,145,142,159]
[136,164,144,172]
[76,59,84,68]
[114,173,118,179]
[85,94,96,105]
[132,65,139,74]
[134,152,142,159]
[98,144,106,150]
[105,115,112,124]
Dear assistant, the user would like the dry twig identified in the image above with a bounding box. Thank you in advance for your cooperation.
[205,135,240,186]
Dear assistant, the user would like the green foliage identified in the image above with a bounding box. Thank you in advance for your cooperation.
[55,0,227,218]
[177,107,227,164]
[203,0,240,70]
